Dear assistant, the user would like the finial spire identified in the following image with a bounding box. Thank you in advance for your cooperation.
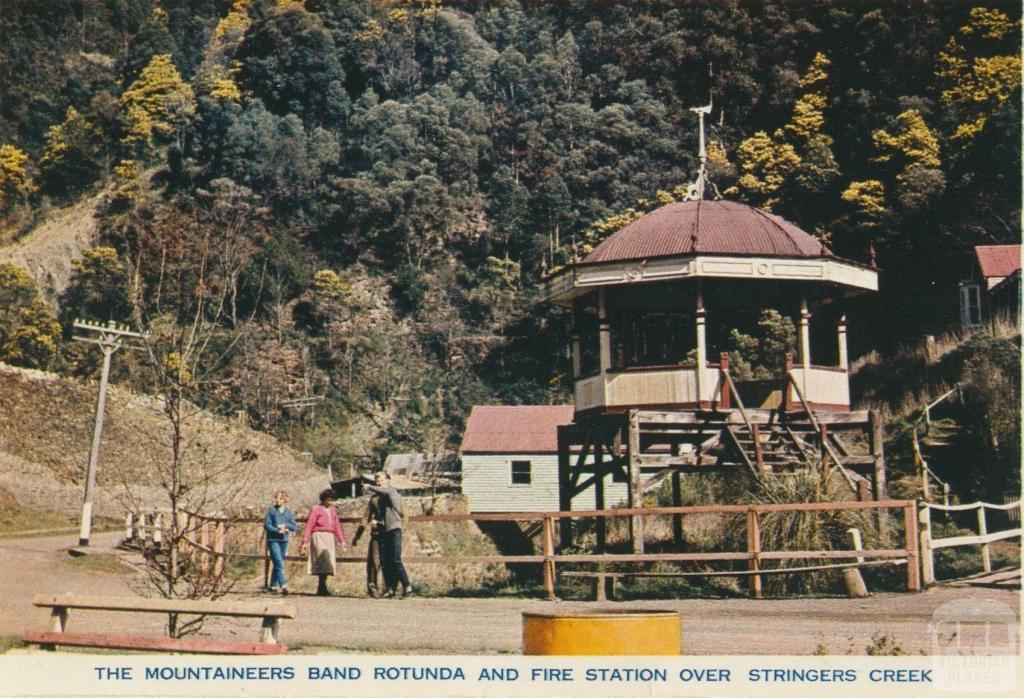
[684,103,712,201]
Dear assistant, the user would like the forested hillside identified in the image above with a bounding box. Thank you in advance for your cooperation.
[0,0,1019,469]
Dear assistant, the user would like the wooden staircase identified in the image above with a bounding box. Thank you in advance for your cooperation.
[725,422,815,473]
[911,387,961,503]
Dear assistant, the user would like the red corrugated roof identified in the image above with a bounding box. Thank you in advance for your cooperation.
[976,245,1021,281]
[584,200,828,264]
[460,405,574,454]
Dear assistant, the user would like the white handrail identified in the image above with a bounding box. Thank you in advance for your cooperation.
[925,500,1021,513]
[930,529,1020,550]
[918,498,1021,585]
[911,386,959,503]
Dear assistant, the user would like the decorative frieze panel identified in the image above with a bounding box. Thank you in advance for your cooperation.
[545,255,877,304]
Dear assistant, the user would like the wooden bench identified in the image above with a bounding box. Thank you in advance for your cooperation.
[24,594,296,655]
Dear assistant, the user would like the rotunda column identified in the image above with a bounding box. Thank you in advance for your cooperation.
[799,296,811,398]
[695,283,707,404]
[598,288,612,408]
[837,314,849,371]
[598,288,611,373]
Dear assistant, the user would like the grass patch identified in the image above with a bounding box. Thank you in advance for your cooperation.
[0,501,122,537]
[66,553,136,575]
[0,507,77,533]
[0,635,23,655]
[442,580,549,599]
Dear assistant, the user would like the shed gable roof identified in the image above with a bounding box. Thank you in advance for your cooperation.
[976,244,1022,281]
[460,405,574,454]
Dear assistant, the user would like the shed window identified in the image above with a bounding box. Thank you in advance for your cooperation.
[510,460,531,485]
[960,283,982,328]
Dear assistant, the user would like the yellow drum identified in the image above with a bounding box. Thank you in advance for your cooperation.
[522,610,681,655]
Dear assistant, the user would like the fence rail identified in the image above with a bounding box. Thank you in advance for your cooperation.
[919,499,1022,585]
[127,500,918,599]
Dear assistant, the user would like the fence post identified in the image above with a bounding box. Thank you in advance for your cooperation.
[213,519,226,577]
[746,508,762,599]
[177,512,191,563]
[843,528,869,598]
[630,412,646,554]
[848,527,865,564]
[153,512,163,548]
[542,515,556,601]
[261,527,270,591]
[976,506,991,574]
[671,471,683,547]
[200,520,210,574]
[918,504,934,586]
[904,502,921,591]
[869,410,887,500]
[134,512,146,542]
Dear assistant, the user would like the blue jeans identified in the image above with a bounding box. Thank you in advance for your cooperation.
[379,528,410,591]
[267,538,289,588]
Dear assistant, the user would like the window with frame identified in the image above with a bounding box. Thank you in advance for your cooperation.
[510,460,531,485]
[960,283,982,328]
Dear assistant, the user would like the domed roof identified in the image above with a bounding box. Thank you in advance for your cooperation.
[584,200,829,264]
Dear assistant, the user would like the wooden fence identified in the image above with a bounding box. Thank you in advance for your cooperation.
[124,510,227,576]
[126,499,919,599]
[918,499,1022,585]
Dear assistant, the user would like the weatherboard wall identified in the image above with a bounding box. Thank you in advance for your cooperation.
[461,453,628,513]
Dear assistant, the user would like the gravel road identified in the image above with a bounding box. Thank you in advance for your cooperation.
[1,532,1017,655]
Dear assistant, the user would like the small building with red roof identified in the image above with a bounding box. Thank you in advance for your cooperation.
[960,245,1021,329]
[459,405,627,512]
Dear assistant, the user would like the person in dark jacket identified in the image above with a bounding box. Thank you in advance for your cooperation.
[353,488,385,597]
[263,490,297,594]
[365,471,413,598]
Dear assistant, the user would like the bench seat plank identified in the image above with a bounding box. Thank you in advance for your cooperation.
[32,594,295,619]
[23,630,287,655]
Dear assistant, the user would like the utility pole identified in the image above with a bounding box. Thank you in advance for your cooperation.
[73,319,143,547]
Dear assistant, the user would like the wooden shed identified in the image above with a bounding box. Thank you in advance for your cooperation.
[960,244,1021,329]
[459,405,627,513]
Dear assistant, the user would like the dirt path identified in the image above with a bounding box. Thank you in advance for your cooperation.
[1,533,1018,655]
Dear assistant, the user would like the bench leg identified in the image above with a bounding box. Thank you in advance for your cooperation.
[42,607,69,651]
[260,617,280,645]
[50,607,69,633]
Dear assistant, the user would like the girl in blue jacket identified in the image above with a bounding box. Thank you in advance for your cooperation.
[264,490,297,594]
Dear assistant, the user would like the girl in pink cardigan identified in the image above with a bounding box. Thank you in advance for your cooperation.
[300,489,347,596]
